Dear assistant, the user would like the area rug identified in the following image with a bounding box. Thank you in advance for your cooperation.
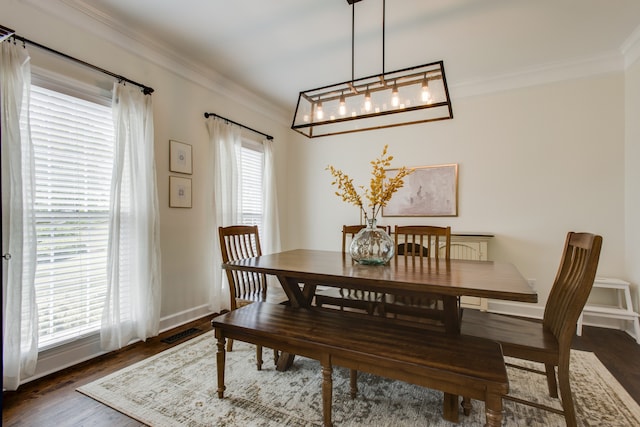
[77,331,640,426]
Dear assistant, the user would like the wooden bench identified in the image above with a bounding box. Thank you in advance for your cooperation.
[212,302,508,427]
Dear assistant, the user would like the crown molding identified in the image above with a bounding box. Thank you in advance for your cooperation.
[25,0,290,126]
[622,23,640,69]
[452,52,624,99]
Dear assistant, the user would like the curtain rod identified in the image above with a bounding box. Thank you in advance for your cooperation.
[204,112,273,140]
[8,33,154,95]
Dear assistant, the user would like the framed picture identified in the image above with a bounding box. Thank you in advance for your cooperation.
[382,164,458,217]
[169,176,192,208]
[169,140,192,174]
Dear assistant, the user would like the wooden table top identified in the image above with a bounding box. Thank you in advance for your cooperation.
[223,249,537,303]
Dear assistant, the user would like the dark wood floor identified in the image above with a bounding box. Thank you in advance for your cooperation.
[3,316,639,427]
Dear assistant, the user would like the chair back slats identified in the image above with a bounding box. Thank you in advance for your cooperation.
[543,232,602,347]
[394,225,451,263]
[219,225,267,309]
[385,225,452,321]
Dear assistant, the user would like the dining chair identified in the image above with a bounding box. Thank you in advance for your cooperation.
[381,225,452,324]
[315,224,391,314]
[461,231,602,427]
[218,225,277,370]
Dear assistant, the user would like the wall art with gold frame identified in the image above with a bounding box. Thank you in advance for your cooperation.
[382,163,458,217]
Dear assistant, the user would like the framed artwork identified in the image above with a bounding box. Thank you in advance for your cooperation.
[169,140,192,174]
[169,176,192,208]
[382,164,458,217]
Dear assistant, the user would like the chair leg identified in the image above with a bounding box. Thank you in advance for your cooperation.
[226,338,234,352]
[256,345,263,371]
[544,363,559,398]
[557,359,577,427]
[273,348,280,366]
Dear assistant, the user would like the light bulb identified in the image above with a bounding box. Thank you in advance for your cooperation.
[421,79,431,103]
[364,89,371,112]
[316,103,324,120]
[339,94,346,115]
[391,83,399,107]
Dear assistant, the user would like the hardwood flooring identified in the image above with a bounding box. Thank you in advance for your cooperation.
[2,317,639,427]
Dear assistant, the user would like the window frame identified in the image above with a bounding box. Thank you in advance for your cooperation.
[28,69,115,351]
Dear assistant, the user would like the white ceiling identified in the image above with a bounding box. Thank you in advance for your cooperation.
[57,0,640,118]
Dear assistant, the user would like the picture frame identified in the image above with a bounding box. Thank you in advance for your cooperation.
[382,164,458,217]
[169,176,192,208]
[169,140,192,174]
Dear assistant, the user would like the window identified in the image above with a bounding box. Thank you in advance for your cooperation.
[238,139,264,229]
[28,83,114,350]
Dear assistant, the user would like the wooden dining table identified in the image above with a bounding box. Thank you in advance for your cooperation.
[222,248,537,422]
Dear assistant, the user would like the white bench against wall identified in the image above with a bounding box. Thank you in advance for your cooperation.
[577,277,640,344]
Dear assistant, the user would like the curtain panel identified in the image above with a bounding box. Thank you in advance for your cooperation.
[206,117,241,313]
[205,117,281,313]
[100,82,162,351]
[1,41,39,390]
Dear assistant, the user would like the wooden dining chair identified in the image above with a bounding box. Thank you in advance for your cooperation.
[314,224,390,314]
[381,225,452,324]
[218,225,277,370]
[461,232,602,427]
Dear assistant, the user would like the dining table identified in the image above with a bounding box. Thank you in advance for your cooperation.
[222,248,537,422]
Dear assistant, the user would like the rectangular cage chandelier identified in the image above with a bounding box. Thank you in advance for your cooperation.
[291,1,453,139]
[291,61,452,138]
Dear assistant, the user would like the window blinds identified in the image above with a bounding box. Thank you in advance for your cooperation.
[240,142,264,228]
[29,84,114,349]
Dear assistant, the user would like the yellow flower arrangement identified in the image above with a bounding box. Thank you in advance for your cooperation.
[327,145,414,223]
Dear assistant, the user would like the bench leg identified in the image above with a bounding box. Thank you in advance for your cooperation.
[322,361,333,427]
[349,369,358,398]
[484,393,503,427]
[461,396,472,416]
[215,334,226,398]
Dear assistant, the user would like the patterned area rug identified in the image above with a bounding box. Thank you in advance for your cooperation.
[78,330,640,426]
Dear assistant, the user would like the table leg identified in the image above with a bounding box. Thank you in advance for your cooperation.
[276,352,296,372]
[442,392,459,422]
[274,277,318,371]
[441,295,461,421]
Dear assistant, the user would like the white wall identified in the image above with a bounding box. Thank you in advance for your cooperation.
[285,73,627,314]
[625,59,640,312]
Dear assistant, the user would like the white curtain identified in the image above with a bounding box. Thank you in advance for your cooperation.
[262,138,281,255]
[1,41,39,390]
[101,82,162,351]
[205,117,241,313]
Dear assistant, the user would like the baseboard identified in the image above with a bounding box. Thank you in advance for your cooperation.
[487,300,639,343]
[158,304,213,333]
[485,299,545,319]
[579,315,640,343]
[22,305,214,386]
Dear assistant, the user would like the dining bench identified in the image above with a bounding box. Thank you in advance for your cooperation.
[212,302,508,427]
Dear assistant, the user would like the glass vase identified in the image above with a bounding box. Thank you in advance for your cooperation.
[349,218,395,265]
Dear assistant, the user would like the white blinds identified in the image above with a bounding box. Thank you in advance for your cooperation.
[29,84,114,349]
[239,143,264,228]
